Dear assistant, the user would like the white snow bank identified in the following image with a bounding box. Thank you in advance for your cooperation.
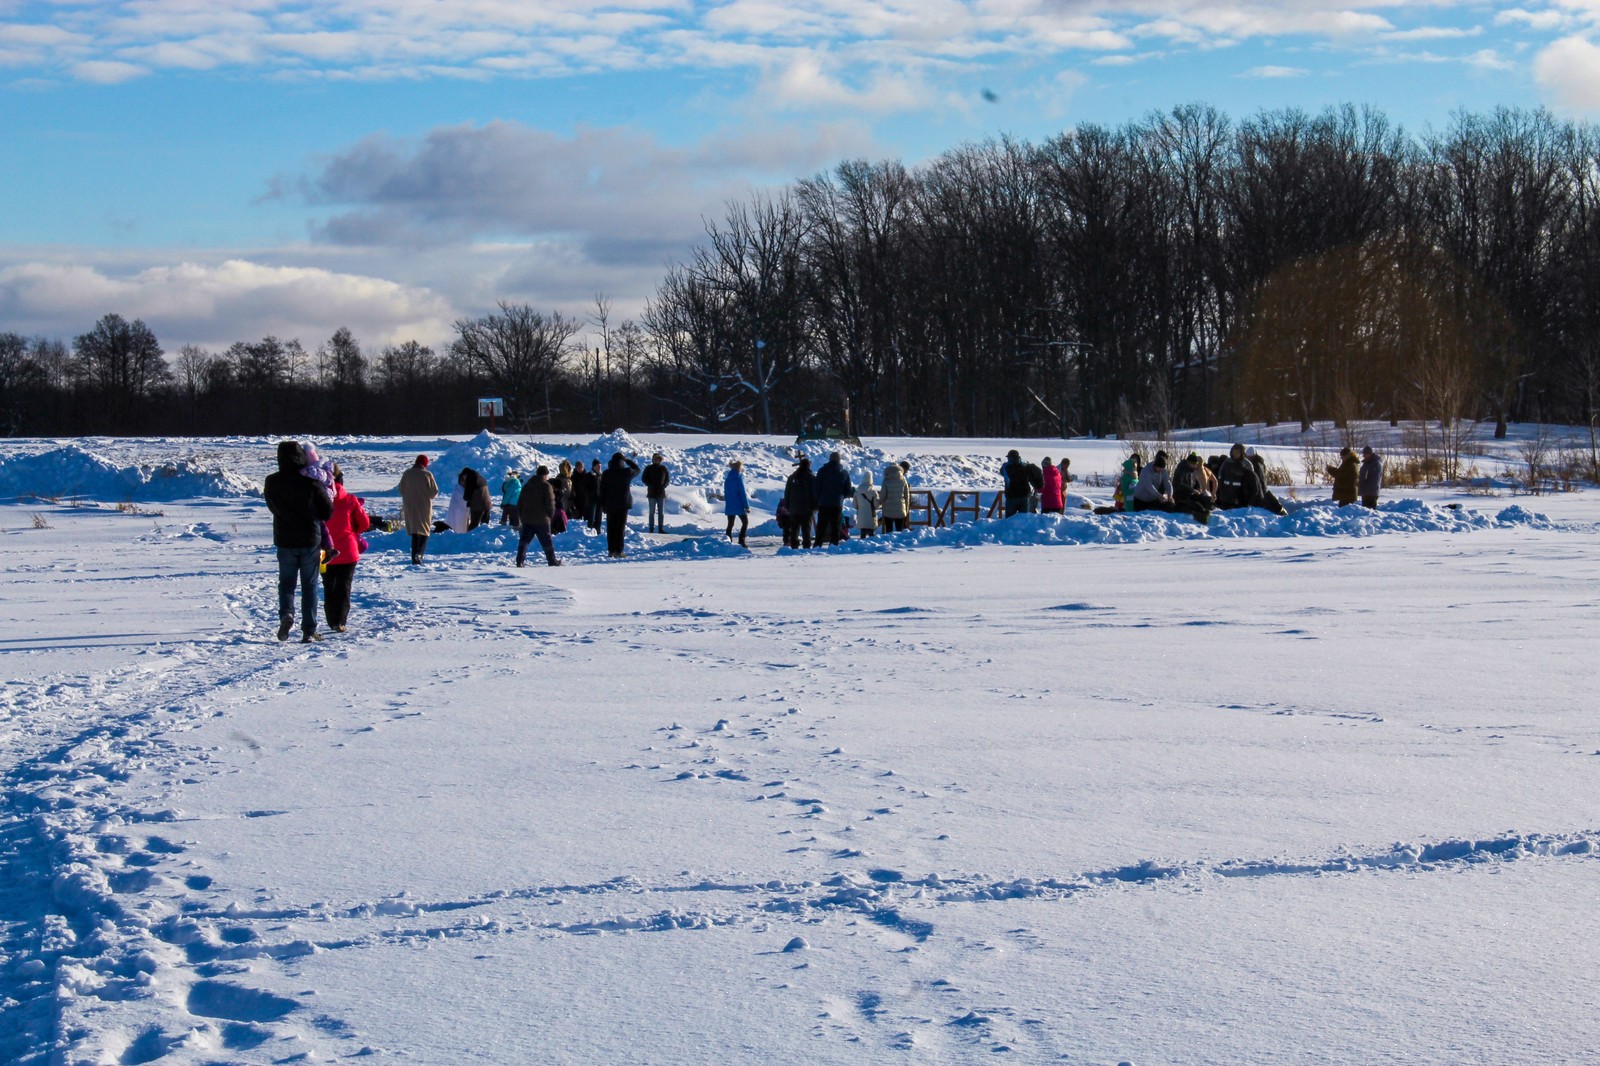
[360,498,1551,564]
[785,499,1553,554]
[512,431,1015,492]
[0,445,258,501]
[423,431,561,494]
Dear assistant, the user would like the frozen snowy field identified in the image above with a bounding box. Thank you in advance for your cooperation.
[2,430,1598,1065]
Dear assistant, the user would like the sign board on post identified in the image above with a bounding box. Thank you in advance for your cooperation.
[477,397,504,432]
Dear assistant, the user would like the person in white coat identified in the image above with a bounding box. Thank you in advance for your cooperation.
[854,469,880,538]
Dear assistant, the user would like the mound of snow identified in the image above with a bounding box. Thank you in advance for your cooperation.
[0,445,258,502]
[426,431,560,494]
[779,498,1553,555]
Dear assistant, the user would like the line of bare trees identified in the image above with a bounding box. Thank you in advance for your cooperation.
[2,103,1597,440]
[650,104,1600,440]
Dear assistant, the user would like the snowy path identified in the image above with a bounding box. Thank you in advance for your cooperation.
[3,489,1600,1063]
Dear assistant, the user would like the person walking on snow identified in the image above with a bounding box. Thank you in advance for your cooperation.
[1359,446,1383,508]
[642,452,671,533]
[398,455,438,564]
[599,452,640,557]
[265,440,334,643]
[322,463,371,633]
[723,460,750,546]
[500,471,522,528]
[515,466,562,567]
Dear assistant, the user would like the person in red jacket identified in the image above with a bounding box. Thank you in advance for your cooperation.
[322,463,371,633]
[1040,458,1065,514]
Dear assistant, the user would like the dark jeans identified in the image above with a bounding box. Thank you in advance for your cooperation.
[517,522,557,565]
[276,547,320,634]
[605,510,629,555]
[501,503,520,527]
[410,533,428,563]
[589,500,602,532]
[1362,496,1379,509]
[323,563,356,628]
[467,508,491,531]
[784,510,814,549]
[725,513,748,544]
[881,517,907,533]
[816,506,844,545]
[1003,496,1029,517]
[647,497,666,532]
[1132,498,1178,513]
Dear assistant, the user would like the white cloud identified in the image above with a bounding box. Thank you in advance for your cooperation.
[0,256,459,349]
[1465,47,1515,69]
[761,51,928,112]
[71,59,148,83]
[1534,34,1600,110]
[1496,8,1570,30]
[291,120,877,251]
[1,0,1555,89]
[1242,64,1311,78]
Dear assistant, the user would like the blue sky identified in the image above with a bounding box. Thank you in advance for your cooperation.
[2,0,1599,354]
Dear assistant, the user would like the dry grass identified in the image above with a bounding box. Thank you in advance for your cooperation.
[30,512,50,529]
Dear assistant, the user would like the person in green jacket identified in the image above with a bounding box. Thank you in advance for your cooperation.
[1116,455,1141,511]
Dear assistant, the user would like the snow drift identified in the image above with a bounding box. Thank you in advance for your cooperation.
[0,445,258,501]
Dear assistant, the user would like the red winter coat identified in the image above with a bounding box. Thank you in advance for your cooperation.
[327,483,371,565]
[1040,464,1065,512]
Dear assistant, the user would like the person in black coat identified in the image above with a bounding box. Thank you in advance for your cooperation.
[1000,450,1042,517]
[1216,444,1264,511]
[263,440,334,643]
[812,452,854,546]
[783,457,817,549]
[641,452,671,533]
[598,452,640,557]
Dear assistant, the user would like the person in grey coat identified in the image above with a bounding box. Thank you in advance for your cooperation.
[1359,446,1383,508]
[1131,454,1177,512]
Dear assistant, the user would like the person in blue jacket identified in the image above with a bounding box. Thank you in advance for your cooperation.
[723,459,750,547]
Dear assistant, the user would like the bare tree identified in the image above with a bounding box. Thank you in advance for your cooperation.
[451,302,581,425]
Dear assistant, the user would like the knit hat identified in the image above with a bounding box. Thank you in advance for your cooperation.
[415,454,429,468]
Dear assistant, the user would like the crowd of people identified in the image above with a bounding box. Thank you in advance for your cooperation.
[265,439,1385,639]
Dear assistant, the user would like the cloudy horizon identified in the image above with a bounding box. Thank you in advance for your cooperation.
[4,0,1600,356]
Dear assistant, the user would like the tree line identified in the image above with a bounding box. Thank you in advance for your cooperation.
[3,103,1597,440]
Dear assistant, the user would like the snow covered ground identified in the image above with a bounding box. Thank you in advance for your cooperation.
[2,429,1598,1065]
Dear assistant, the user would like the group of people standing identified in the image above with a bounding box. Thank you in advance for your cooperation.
[775,452,913,549]
[264,439,372,643]
[268,439,1391,639]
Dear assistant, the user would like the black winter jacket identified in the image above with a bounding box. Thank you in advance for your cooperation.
[1216,457,1262,510]
[813,460,854,508]
[641,461,671,499]
[784,466,817,513]
[599,456,640,513]
[263,441,333,549]
[1001,459,1042,499]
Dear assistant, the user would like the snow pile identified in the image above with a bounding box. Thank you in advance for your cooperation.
[785,499,1553,555]
[425,431,560,493]
[0,445,258,501]
[520,433,1024,493]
